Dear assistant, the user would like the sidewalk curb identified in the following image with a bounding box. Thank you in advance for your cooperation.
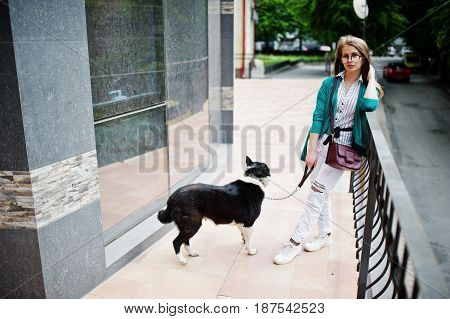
[264,61,326,78]
[375,100,393,149]
[265,62,303,77]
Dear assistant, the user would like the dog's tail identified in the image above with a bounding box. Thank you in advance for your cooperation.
[157,207,173,224]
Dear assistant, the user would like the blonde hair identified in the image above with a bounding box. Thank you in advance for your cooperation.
[334,35,384,99]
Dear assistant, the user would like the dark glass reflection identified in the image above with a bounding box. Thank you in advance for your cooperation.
[85,0,168,231]
[95,108,168,231]
[85,0,165,121]
[164,0,210,188]
[95,107,166,168]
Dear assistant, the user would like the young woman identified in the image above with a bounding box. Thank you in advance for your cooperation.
[273,35,383,265]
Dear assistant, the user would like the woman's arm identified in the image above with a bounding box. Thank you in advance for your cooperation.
[310,78,329,133]
[362,65,380,112]
[365,81,378,100]
[305,133,319,169]
[305,78,330,167]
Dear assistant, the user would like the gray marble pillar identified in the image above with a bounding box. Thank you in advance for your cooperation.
[208,0,222,143]
[0,0,105,298]
[220,0,234,143]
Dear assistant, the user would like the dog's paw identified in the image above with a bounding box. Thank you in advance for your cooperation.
[188,250,200,257]
[177,253,187,265]
[247,248,258,255]
[184,245,200,257]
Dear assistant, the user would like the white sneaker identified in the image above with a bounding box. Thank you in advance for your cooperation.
[303,234,331,252]
[273,242,302,265]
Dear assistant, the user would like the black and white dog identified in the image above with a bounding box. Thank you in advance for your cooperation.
[157,156,270,264]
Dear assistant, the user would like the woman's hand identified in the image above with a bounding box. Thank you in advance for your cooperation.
[364,64,382,101]
[305,150,318,170]
[368,64,376,81]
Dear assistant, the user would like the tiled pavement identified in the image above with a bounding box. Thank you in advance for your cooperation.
[86,70,359,299]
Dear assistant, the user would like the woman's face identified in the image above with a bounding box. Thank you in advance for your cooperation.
[341,44,364,73]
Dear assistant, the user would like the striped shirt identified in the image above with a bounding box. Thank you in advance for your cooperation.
[316,71,362,153]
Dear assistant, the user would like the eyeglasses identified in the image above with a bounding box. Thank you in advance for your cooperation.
[341,53,361,63]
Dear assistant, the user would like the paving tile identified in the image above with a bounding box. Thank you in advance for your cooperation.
[289,288,326,299]
[86,278,154,299]
[219,261,296,298]
[138,270,225,299]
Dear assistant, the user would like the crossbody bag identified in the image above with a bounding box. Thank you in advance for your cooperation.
[324,77,362,171]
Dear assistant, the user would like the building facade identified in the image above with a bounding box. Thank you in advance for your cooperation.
[0,0,234,298]
[234,0,256,78]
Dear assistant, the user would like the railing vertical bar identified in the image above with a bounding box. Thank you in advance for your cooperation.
[398,246,409,298]
[357,138,378,299]
[412,279,419,298]
[349,171,355,193]
[392,222,403,297]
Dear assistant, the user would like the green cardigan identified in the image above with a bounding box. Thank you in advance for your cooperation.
[300,76,379,161]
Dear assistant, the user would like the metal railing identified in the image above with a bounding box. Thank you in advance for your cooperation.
[351,112,448,299]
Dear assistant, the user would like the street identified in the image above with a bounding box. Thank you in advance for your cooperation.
[374,57,450,288]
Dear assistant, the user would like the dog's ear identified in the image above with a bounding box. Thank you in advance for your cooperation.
[246,156,253,166]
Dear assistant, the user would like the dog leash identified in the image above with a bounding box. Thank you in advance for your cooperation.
[264,166,314,201]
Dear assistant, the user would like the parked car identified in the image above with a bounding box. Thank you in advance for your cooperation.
[403,53,422,72]
[386,46,397,57]
[278,38,300,51]
[383,62,411,82]
[400,46,413,55]
[254,41,265,52]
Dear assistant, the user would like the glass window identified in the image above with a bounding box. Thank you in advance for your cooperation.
[86,0,166,121]
[85,0,168,232]
[164,0,210,189]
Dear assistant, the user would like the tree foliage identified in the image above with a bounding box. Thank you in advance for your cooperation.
[298,0,408,51]
[255,0,307,43]
[399,0,449,78]
[255,0,449,79]
[429,0,449,60]
[364,0,408,53]
[255,0,408,51]
[300,0,360,45]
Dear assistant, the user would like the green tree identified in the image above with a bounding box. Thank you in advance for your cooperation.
[400,0,435,62]
[429,0,449,80]
[301,0,359,46]
[399,0,449,79]
[300,0,407,51]
[430,0,450,55]
[255,0,308,47]
[365,0,408,54]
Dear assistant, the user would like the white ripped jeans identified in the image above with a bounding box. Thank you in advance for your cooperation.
[291,143,344,243]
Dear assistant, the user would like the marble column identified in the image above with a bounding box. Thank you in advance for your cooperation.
[0,0,105,298]
[220,0,234,143]
[208,0,222,143]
